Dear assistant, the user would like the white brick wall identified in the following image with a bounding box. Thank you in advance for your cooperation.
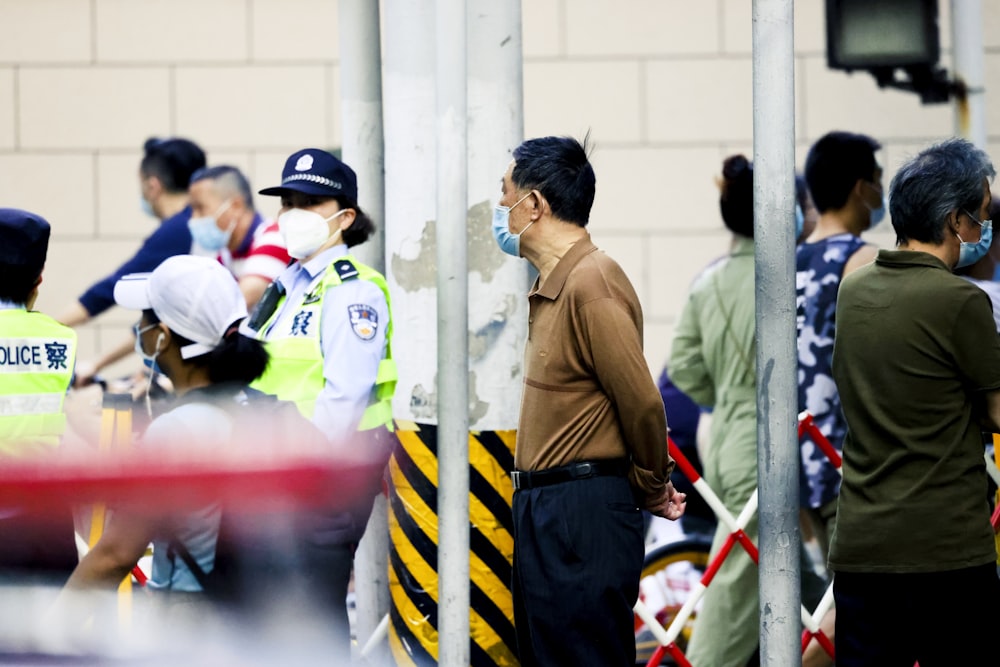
[1,0,997,380]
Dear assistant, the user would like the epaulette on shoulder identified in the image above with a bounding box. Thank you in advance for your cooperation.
[333,259,359,281]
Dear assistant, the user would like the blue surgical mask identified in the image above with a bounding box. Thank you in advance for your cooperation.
[140,196,155,219]
[867,199,886,229]
[955,213,993,269]
[492,192,534,257]
[188,200,234,252]
[863,182,886,229]
[795,204,805,238]
[133,321,163,374]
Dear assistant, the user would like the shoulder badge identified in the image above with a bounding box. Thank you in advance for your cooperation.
[348,304,378,341]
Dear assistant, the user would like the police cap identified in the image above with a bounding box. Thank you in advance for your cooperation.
[0,208,50,273]
[258,148,358,201]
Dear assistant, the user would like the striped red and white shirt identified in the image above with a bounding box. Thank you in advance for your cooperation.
[220,214,290,282]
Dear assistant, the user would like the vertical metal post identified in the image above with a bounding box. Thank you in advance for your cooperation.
[752,1,801,665]
[339,0,386,272]
[435,0,470,665]
[951,0,987,149]
[338,2,390,663]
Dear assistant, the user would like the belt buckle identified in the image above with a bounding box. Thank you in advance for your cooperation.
[571,462,594,479]
[511,471,524,490]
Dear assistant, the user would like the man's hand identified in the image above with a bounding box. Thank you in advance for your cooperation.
[646,481,687,520]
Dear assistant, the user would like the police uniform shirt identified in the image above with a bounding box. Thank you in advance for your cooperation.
[264,244,389,445]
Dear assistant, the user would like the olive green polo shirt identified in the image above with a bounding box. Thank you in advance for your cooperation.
[830,249,1000,573]
[515,235,672,500]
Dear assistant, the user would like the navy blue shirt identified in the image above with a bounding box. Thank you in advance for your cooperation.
[78,207,194,316]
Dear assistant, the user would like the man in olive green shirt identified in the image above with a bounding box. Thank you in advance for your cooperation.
[831,137,1000,666]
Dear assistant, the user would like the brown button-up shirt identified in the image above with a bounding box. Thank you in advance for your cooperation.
[515,235,673,500]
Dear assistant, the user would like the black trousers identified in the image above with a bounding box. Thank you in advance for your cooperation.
[512,474,644,667]
[833,563,1000,667]
[0,506,77,586]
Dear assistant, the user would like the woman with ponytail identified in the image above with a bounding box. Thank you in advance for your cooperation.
[58,255,300,617]
[668,156,827,666]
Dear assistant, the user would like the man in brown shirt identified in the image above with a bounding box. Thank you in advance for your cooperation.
[493,135,685,666]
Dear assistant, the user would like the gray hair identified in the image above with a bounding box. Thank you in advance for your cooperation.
[889,137,995,245]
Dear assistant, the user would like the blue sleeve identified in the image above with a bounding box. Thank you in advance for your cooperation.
[78,210,193,316]
[313,279,390,446]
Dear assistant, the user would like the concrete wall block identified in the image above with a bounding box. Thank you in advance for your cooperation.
[0,0,92,63]
[524,60,641,143]
[589,146,730,233]
[646,58,753,143]
[175,65,330,148]
[721,0,752,55]
[645,321,674,378]
[36,239,140,316]
[522,0,562,58]
[801,56,953,140]
[95,0,248,62]
[96,151,149,238]
[251,0,340,62]
[0,68,13,148]
[0,153,96,237]
[648,232,731,321]
[566,0,718,57]
[18,67,171,149]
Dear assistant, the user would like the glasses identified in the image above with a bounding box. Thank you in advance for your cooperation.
[963,209,992,227]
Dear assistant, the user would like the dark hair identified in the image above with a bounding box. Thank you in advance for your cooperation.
[511,135,596,226]
[190,165,255,210]
[140,137,207,193]
[338,196,376,248]
[145,311,269,384]
[804,131,881,213]
[0,265,40,304]
[719,155,754,238]
[889,137,995,245]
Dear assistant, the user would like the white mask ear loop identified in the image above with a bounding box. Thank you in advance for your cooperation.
[144,333,165,418]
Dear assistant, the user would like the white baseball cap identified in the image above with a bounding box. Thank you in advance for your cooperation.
[114,255,248,360]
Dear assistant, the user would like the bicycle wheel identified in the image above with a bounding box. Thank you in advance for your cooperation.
[635,535,712,666]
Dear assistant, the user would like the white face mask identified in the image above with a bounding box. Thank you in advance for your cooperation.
[278,208,347,259]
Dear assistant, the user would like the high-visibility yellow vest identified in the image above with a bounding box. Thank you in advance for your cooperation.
[250,256,396,432]
[0,309,77,455]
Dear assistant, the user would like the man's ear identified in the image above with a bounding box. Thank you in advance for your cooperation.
[950,209,963,233]
[529,190,547,220]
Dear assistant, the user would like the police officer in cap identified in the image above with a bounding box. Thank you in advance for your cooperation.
[0,208,78,583]
[244,148,396,659]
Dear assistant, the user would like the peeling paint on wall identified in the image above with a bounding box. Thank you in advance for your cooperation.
[409,371,491,424]
[390,199,507,293]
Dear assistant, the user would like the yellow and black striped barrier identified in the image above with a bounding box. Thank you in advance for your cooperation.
[388,421,519,666]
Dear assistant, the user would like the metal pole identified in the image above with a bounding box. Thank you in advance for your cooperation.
[435,0,470,664]
[338,3,390,663]
[339,0,386,273]
[752,1,801,665]
[467,0,527,435]
[951,0,987,149]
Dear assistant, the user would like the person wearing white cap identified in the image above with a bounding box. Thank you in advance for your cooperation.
[60,255,270,600]
[244,147,396,659]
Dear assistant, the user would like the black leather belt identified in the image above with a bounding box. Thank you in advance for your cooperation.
[511,458,629,491]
